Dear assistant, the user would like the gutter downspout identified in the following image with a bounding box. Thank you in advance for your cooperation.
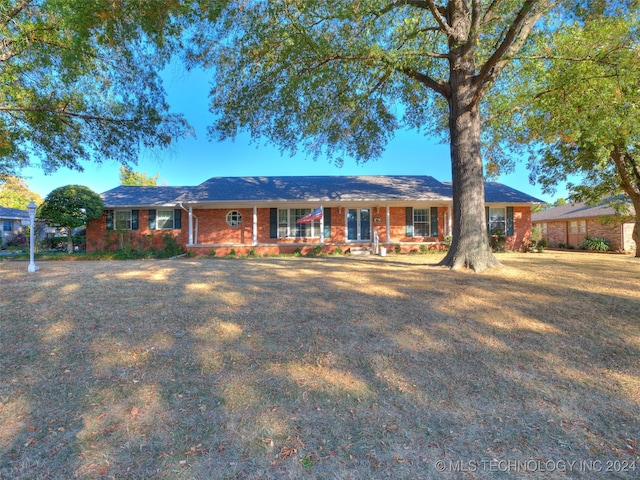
[178,203,198,246]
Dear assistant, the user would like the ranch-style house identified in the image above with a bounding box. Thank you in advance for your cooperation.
[86,175,541,256]
[532,198,636,252]
[0,206,29,246]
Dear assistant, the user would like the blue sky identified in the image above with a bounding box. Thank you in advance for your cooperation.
[21,65,566,203]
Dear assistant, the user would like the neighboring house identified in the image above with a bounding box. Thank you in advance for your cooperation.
[532,198,636,252]
[0,206,29,246]
[86,175,542,255]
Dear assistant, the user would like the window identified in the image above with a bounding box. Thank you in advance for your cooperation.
[157,210,175,229]
[277,208,321,238]
[488,207,506,235]
[115,210,132,230]
[278,209,289,238]
[148,209,181,230]
[106,210,139,231]
[407,207,438,238]
[540,223,547,236]
[569,220,586,234]
[2,221,11,232]
[413,208,431,237]
[226,210,242,227]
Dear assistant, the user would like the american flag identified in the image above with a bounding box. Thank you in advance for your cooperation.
[296,206,323,224]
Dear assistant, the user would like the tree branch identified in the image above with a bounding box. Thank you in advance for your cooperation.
[475,1,554,90]
[424,0,455,37]
[0,39,17,62]
[611,146,640,197]
[480,0,505,27]
[398,66,450,97]
[0,105,135,124]
[379,0,431,15]
[0,0,31,28]
[468,0,482,47]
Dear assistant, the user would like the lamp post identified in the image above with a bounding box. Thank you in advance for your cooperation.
[27,201,39,273]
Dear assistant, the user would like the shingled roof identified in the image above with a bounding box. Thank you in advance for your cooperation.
[532,198,636,222]
[0,206,29,221]
[100,175,542,207]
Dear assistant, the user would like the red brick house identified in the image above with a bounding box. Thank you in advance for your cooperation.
[86,175,541,256]
[532,198,636,252]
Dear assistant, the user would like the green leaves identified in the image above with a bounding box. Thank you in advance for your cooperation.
[0,175,43,209]
[484,6,640,199]
[0,0,208,175]
[37,185,103,230]
[119,166,159,186]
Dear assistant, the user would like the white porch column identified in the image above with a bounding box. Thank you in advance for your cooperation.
[188,206,194,245]
[320,206,324,243]
[447,206,452,237]
[252,206,258,245]
[386,205,390,243]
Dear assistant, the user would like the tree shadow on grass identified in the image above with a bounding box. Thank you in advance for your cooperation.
[0,256,638,479]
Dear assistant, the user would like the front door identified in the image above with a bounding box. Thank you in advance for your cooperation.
[347,208,371,241]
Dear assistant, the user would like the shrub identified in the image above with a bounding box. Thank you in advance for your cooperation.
[332,247,343,255]
[558,242,566,249]
[249,248,258,257]
[293,248,302,256]
[114,245,146,260]
[394,244,401,254]
[311,246,323,256]
[7,233,28,248]
[489,233,506,252]
[444,235,453,250]
[157,233,182,258]
[208,249,217,257]
[523,228,547,253]
[226,248,237,258]
[419,244,428,254]
[530,226,543,245]
[580,237,610,252]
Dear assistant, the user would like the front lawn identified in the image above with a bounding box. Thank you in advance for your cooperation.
[1,252,638,479]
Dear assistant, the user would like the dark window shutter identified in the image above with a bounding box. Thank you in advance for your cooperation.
[174,209,182,230]
[406,207,413,237]
[506,207,514,236]
[430,207,438,237]
[270,208,278,238]
[323,207,331,238]
[148,210,156,230]
[485,206,490,233]
[106,210,114,230]
[131,210,139,230]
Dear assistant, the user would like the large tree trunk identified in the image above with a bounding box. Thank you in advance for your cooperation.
[67,229,74,254]
[438,15,501,272]
[624,192,640,258]
[611,148,640,257]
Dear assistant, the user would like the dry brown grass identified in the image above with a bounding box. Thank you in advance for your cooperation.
[1,251,639,479]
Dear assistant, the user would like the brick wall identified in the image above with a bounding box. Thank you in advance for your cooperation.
[86,210,186,253]
[506,207,531,251]
[586,218,621,251]
[196,208,255,245]
[535,217,636,252]
[538,221,567,248]
[88,205,533,254]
